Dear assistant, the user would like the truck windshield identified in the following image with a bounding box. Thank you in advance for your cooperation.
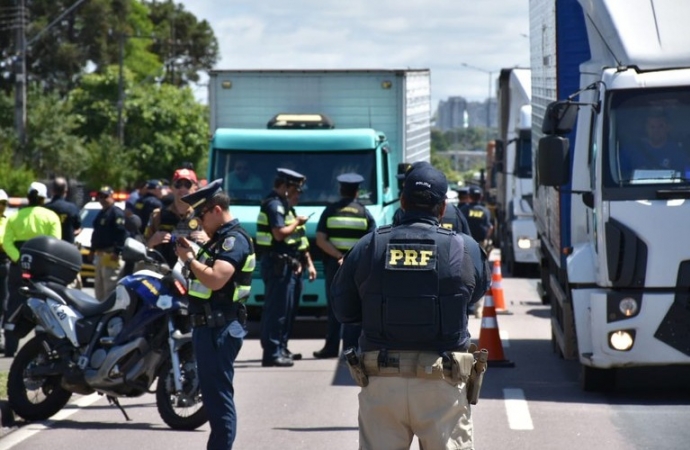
[605,88,690,188]
[210,149,377,206]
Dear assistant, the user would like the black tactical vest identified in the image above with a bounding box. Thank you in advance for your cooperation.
[359,223,472,352]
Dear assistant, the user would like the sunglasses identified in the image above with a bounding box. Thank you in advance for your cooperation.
[174,179,193,189]
[198,206,213,220]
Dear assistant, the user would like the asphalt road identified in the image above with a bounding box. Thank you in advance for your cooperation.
[1,276,690,449]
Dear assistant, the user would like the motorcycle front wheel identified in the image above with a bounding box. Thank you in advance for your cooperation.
[155,342,208,430]
[8,336,73,421]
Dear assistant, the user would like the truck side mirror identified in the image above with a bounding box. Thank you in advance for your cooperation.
[494,140,505,173]
[542,101,578,135]
[537,135,570,186]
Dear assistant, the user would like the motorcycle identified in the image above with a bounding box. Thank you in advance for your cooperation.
[6,236,207,430]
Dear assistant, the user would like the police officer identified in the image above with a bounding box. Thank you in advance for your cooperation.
[256,168,309,367]
[332,164,490,449]
[460,186,494,246]
[393,162,470,235]
[133,179,163,233]
[146,168,208,268]
[174,179,255,450]
[45,177,82,244]
[90,187,127,300]
[313,173,375,359]
[0,189,10,351]
[4,182,62,357]
[457,186,470,207]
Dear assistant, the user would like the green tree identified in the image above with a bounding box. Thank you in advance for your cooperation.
[145,0,219,86]
[0,0,216,93]
[70,65,209,187]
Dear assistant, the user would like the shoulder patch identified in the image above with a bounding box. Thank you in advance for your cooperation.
[222,236,236,251]
[276,205,285,215]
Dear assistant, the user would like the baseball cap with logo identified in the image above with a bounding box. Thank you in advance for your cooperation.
[172,168,198,184]
[28,182,48,198]
[402,165,448,206]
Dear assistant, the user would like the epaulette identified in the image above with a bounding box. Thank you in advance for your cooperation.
[376,224,394,235]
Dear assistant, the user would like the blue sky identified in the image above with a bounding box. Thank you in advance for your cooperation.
[178,0,531,108]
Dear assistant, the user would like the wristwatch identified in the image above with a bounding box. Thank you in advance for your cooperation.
[184,256,195,271]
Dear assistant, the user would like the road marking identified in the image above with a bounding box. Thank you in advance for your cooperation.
[0,393,101,450]
[503,388,534,430]
[500,330,510,348]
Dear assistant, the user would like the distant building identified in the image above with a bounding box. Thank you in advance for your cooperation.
[435,96,497,131]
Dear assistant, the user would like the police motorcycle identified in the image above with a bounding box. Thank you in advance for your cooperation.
[5,235,207,430]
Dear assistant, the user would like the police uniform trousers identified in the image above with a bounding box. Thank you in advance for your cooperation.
[94,252,125,300]
[0,258,11,352]
[323,258,361,354]
[282,269,302,353]
[259,256,301,360]
[193,319,244,450]
[358,352,474,450]
[4,262,24,356]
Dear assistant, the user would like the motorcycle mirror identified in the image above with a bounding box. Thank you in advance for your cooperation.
[122,238,147,262]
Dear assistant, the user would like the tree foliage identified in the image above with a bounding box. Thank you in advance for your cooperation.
[0,0,218,93]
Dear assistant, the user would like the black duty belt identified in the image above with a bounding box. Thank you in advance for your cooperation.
[190,310,240,328]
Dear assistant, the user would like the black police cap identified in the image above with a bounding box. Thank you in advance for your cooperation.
[181,178,224,214]
[402,164,448,205]
[336,173,364,187]
[276,168,306,186]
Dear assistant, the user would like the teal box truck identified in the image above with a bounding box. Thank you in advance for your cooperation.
[207,69,431,319]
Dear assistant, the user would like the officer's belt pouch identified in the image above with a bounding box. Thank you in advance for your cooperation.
[450,352,475,384]
[416,353,446,380]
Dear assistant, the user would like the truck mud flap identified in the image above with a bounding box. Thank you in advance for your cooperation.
[549,273,578,359]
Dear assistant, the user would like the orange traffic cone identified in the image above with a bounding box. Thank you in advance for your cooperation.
[478,289,515,367]
[492,260,511,315]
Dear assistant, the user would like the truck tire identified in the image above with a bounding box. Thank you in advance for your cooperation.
[581,365,616,392]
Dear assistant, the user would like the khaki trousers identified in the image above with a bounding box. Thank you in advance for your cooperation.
[94,254,124,300]
[357,376,473,450]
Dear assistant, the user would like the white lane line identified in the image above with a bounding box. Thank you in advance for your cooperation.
[500,330,510,348]
[503,388,534,430]
[0,393,101,450]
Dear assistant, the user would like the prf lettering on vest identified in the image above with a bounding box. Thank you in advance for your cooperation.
[385,244,437,270]
[469,209,484,218]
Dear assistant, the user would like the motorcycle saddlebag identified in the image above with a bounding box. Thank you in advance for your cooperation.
[20,236,82,285]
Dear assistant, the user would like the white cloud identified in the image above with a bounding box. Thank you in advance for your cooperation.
[178,0,530,108]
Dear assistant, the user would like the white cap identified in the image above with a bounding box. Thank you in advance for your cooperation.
[0,189,7,201]
[28,182,48,198]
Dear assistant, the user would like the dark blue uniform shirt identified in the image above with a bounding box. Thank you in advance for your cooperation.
[45,197,82,244]
[91,204,127,253]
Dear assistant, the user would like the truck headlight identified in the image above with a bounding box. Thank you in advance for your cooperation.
[619,297,638,317]
[517,237,532,249]
[609,330,635,351]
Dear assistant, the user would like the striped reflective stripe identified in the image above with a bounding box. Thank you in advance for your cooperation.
[188,251,212,299]
[233,253,256,302]
[330,237,360,251]
[255,233,272,247]
[326,216,369,230]
[481,316,498,329]
[257,212,268,225]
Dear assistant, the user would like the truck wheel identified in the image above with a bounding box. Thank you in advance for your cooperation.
[581,365,616,392]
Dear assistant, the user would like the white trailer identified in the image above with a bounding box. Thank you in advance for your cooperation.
[494,68,538,277]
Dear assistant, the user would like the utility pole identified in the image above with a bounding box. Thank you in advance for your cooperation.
[14,0,26,146]
[117,32,125,144]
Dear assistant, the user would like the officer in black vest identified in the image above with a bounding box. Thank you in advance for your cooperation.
[256,168,309,367]
[393,162,470,235]
[313,173,376,359]
[175,179,255,450]
[332,164,490,449]
[45,177,82,244]
[133,179,163,233]
[460,186,494,246]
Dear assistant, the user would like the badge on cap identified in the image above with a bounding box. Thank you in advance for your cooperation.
[222,236,236,251]
[188,218,199,230]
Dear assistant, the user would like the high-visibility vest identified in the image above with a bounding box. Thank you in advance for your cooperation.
[325,201,370,252]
